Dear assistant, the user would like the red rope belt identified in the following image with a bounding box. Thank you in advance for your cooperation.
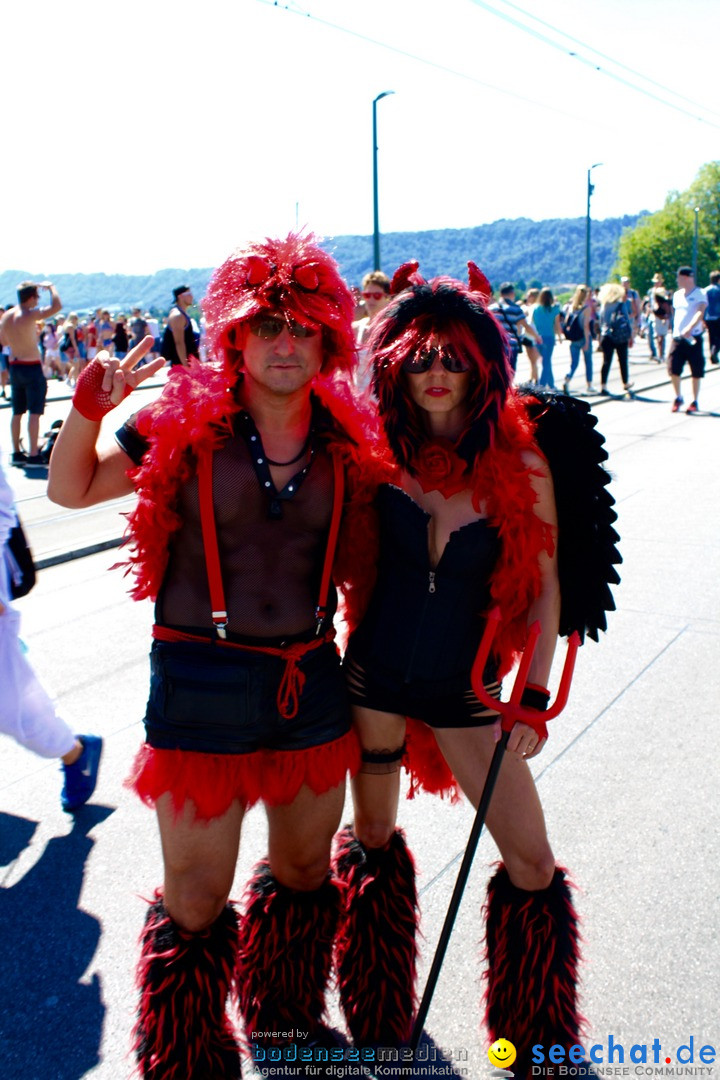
[152,623,336,720]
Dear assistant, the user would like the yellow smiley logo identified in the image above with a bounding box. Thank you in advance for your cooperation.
[488,1039,517,1069]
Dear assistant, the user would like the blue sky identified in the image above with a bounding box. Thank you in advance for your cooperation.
[5,0,717,274]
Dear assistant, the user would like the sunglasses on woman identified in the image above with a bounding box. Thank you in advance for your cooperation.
[401,345,472,374]
[362,290,386,301]
[248,313,319,340]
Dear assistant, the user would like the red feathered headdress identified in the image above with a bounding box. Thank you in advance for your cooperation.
[202,233,356,376]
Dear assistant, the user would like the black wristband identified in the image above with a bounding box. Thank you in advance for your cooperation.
[520,686,550,711]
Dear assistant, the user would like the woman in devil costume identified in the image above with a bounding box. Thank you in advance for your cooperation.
[333,262,619,1072]
[48,235,381,1079]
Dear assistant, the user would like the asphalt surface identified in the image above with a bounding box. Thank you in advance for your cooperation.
[1,341,719,1080]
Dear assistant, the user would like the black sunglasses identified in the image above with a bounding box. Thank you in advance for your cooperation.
[248,313,319,340]
[402,345,471,374]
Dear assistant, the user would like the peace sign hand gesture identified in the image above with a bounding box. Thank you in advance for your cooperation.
[73,337,166,422]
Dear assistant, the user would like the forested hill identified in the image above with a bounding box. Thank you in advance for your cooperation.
[332,214,642,294]
[0,214,642,312]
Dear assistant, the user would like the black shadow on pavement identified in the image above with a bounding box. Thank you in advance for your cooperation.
[0,810,38,865]
[0,804,114,1079]
[21,464,49,480]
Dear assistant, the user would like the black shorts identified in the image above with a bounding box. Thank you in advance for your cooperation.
[669,336,705,379]
[145,637,351,753]
[10,363,47,416]
[344,652,500,729]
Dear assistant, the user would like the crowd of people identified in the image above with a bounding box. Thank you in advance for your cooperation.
[1,267,717,435]
[0,240,715,1080]
[485,268,718,408]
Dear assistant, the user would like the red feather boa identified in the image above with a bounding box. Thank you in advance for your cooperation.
[119,362,383,635]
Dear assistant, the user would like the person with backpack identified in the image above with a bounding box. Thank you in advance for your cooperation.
[598,282,635,394]
[489,282,541,378]
[562,285,596,395]
[160,285,199,367]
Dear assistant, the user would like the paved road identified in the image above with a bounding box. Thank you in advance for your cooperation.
[1,347,719,1079]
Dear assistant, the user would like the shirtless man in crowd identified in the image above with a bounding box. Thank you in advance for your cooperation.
[0,282,62,467]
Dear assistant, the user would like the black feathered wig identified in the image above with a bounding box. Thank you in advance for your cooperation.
[368,262,514,471]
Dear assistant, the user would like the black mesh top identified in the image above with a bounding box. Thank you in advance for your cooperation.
[116,412,337,639]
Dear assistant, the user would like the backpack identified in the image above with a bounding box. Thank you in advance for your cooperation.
[563,308,585,342]
[40,419,63,465]
[4,516,36,599]
[602,302,632,345]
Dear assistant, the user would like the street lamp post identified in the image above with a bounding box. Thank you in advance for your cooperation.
[692,207,700,280]
[372,91,394,271]
[585,163,603,287]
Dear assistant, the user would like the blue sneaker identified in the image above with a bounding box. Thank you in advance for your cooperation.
[61,735,103,812]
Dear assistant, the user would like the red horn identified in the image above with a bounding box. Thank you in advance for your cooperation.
[390,261,423,295]
[467,261,492,301]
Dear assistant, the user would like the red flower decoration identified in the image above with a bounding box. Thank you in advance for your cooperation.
[414,439,468,498]
[245,256,273,286]
[293,264,320,291]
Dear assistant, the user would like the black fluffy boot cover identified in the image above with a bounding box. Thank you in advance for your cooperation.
[235,861,340,1045]
[134,890,240,1079]
[333,826,419,1047]
[483,865,586,1072]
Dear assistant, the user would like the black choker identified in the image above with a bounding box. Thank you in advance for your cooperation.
[265,434,312,467]
[238,411,316,519]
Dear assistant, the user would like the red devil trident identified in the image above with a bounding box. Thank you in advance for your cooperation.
[409,608,581,1053]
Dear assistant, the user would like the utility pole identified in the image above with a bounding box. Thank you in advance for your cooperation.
[585,163,603,286]
[372,91,395,271]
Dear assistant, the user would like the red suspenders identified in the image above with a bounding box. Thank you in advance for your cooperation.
[152,445,346,720]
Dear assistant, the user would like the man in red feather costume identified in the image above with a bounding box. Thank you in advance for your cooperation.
[48,234,380,1079]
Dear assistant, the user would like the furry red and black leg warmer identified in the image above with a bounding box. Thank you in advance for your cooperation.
[483,865,585,1074]
[333,827,419,1047]
[134,892,240,1079]
[235,861,340,1044]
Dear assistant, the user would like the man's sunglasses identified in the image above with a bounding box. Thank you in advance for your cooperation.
[362,290,386,301]
[402,345,472,374]
[247,313,319,340]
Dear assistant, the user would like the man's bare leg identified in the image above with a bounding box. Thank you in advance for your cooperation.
[237,782,346,1052]
[134,794,245,1077]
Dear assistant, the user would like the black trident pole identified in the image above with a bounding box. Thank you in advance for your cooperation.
[409,730,509,1051]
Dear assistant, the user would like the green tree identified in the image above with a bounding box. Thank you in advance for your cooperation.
[616,161,720,293]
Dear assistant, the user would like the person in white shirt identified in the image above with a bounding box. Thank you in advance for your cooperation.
[668,266,707,414]
[0,451,102,809]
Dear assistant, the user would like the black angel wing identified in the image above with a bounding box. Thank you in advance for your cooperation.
[518,390,622,642]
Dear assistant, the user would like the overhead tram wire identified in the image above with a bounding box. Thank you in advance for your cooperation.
[258,0,720,134]
[467,0,720,131]
[256,0,609,128]
[482,0,720,123]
